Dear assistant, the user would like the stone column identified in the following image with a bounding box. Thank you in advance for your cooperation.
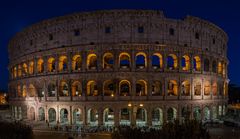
[114,108,120,127]
[70,106,72,125]
[130,106,137,127]
[98,108,103,126]
[45,105,48,122]
[147,107,152,127]
[115,79,119,101]
[68,52,72,72]
[131,78,136,97]
[82,106,87,126]
[131,50,135,72]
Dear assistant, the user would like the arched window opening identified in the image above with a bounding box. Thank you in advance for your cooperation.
[218,62,223,74]
[38,107,45,121]
[29,61,34,74]
[87,109,98,126]
[59,81,69,96]
[193,107,201,121]
[136,52,146,69]
[119,80,130,96]
[37,58,44,73]
[48,83,56,97]
[103,108,114,126]
[103,80,114,96]
[29,107,35,121]
[22,85,27,97]
[193,56,201,71]
[29,84,36,97]
[87,54,97,70]
[204,81,211,95]
[18,65,22,77]
[136,80,147,96]
[181,80,190,96]
[71,81,82,96]
[167,80,178,96]
[60,108,68,124]
[152,108,163,126]
[22,63,28,75]
[167,54,177,70]
[48,57,56,72]
[48,108,56,123]
[136,108,147,127]
[203,107,210,120]
[120,108,130,125]
[167,107,177,122]
[119,53,130,69]
[103,53,114,69]
[181,55,190,71]
[212,60,217,73]
[212,82,218,96]
[73,109,83,125]
[204,59,210,72]
[194,81,201,96]
[152,53,163,69]
[87,81,98,96]
[72,55,82,71]
[59,56,67,71]
[182,106,191,121]
[152,81,162,96]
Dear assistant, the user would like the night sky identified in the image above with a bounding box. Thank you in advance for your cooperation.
[0,0,240,91]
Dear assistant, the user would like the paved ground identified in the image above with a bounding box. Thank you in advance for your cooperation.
[33,130,111,139]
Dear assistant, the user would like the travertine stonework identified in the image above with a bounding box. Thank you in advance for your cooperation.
[8,10,228,127]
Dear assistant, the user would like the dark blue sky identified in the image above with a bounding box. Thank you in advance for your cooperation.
[1,0,240,91]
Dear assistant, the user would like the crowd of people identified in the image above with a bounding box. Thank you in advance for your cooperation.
[112,120,210,139]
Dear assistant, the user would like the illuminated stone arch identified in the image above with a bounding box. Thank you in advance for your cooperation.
[152,53,163,69]
[136,80,147,96]
[136,108,147,127]
[73,108,83,125]
[119,52,131,68]
[58,56,67,71]
[181,80,190,96]
[212,82,218,96]
[48,57,56,72]
[103,52,114,69]
[71,81,82,96]
[181,55,190,71]
[167,54,178,70]
[87,53,97,70]
[204,59,210,72]
[212,60,217,73]
[119,80,131,96]
[59,80,69,96]
[38,107,45,121]
[120,108,131,125]
[22,63,28,75]
[28,84,36,97]
[194,80,201,95]
[103,108,114,126]
[204,81,211,95]
[72,54,82,70]
[167,107,177,122]
[218,61,223,74]
[222,63,226,76]
[37,58,44,73]
[152,108,163,126]
[47,82,56,97]
[87,108,98,126]
[167,80,178,96]
[18,65,22,77]
[103,80,114,96]
[29,61,34,74]
[87,80,98,96]
[152,80,162,96]
[193,56,201,71]
[136,52,147,69]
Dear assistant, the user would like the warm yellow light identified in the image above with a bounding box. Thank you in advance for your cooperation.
[140,104,143,107]
[128,103,132,107]
[111,94,114,97]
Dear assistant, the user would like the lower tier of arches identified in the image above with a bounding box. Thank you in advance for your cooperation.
[11,100,227,127]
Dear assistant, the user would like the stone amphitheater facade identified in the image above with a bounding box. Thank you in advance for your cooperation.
[8,10,229,127]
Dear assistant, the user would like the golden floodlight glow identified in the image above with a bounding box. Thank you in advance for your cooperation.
[128,103,132,107]
[111,93,114,97]
[140,104,143,107]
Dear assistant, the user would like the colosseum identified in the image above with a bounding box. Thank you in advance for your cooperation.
[8,10,229,127]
